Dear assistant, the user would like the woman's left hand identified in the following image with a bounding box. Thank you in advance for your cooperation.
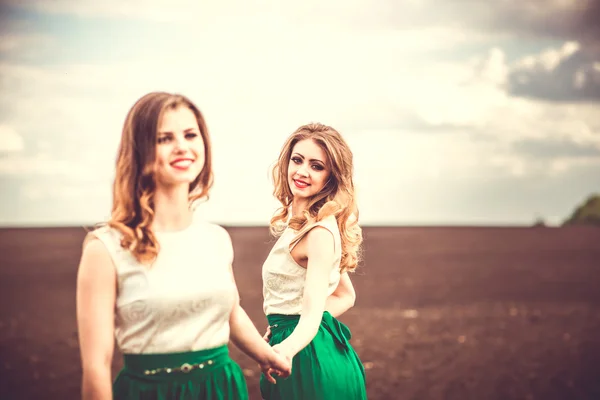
[262,325,272,342]
[260,346,292,384]
[272,343,295,364]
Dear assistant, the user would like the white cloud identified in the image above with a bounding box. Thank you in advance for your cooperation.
[506,41,600,101]
[20,180,109,200]
[2,1,395,25]
[0,125,24,152]
[5,0,210,22]
[0,153,96,178]
[373,44,600,178]
[2,38,598,186]
[0,34,54,53]
[470,47,509,86]
[517,41,580,71]
[7,0,592,32]
[1,2,599,226]
[0,20,489,141]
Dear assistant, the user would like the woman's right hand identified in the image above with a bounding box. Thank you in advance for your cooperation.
[262,325,272,342]
[260,346,291,384]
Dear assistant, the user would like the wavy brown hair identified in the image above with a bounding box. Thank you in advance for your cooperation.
[270,123,362,273]
[106,92,213,264]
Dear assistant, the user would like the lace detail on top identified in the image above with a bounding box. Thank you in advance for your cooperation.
[91,221,236,354]
[262,215,342,315]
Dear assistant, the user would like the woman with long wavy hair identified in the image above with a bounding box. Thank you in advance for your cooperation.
[76,92,290,400]
[260,123,368,399]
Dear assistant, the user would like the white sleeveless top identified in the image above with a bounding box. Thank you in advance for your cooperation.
[90,220,236,354]
[262,215,342,315]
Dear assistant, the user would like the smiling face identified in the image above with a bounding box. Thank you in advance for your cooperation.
[154,105,205,188]
[287,139,331,201]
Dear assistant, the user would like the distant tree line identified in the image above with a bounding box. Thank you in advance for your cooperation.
[563,194,600,226]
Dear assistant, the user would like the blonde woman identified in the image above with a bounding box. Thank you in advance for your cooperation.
[76,92,290,400]
[260,123,367,399]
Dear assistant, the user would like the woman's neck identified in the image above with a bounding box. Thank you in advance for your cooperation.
[152,185,193,232]
[291,198,309,217]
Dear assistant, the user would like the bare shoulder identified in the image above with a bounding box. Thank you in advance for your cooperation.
[82,235,109,257]
[307,225,335,241]
[306,225,335,256]
[79,235,115,279]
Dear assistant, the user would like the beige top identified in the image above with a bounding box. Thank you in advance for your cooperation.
[262,214,342,315]
[91,220,236,354]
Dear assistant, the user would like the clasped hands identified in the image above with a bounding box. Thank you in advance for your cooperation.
[259,325,294,384]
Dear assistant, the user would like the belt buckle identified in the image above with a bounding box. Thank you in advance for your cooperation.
[180,363,192,373]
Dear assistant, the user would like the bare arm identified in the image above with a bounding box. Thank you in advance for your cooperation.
[324,272,356,318]
[325,211,358,317]
[262,272,355,341]
[275,227,334,358]
[76,237,116,400]
[227,270,274,364]
[227,266,291,382]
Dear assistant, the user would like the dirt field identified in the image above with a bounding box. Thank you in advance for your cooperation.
[1,226,599,399]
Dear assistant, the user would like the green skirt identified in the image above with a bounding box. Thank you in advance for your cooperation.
[260,312,367,400]
[113,345,248,400]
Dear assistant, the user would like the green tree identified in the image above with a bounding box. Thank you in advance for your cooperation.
[563,194,600,226]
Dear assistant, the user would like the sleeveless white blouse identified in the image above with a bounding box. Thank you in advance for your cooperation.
[262,215,342,316]
[90,220,236,354]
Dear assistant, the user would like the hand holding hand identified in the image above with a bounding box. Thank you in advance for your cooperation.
[271,343,295,363]
[260,345,292,384]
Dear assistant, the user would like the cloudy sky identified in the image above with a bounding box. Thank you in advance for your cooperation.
[0,0,599,227]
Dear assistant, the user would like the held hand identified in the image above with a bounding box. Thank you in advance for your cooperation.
[260,346,292,384]
[271,343,295,366]
[262,325,272,343]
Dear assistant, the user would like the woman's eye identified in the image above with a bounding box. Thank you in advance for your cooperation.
[312,164,324,171]
[157,136,171,144]
[186,133,198,139]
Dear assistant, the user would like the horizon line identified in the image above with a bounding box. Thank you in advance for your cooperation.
[0,222,572,230]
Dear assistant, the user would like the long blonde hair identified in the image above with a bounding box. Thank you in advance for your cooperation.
[107,92,213,263]
[270,123,362,272]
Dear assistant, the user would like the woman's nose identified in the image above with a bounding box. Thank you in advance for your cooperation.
[173,135,188,152]
[296,164,309,177]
